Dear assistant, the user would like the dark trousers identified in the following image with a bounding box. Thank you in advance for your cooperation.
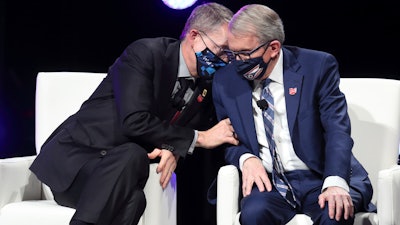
[240,170,359,225]
[53,143,150,225]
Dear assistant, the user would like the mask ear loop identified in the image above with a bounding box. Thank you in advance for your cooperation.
[198,33,208,47]
[191,30,206,53]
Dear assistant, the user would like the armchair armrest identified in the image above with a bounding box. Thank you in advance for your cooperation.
[217,165,240,225]
[216,166,315,225]
[377,165,400,225]
[141,163,177,225]
[0,161,176,225]
[0,156,42,208]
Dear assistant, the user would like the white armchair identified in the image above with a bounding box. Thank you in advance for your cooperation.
[216,78,400,225]
[0,72,177,225]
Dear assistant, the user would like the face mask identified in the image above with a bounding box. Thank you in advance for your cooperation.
[234,56,271,80]
[195,48,227,79]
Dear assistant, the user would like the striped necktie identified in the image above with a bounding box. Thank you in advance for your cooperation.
[261,78,297,208]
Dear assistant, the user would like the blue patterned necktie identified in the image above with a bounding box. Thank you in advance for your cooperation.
[261,79,297,208]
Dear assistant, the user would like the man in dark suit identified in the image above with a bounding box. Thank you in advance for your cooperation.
[29,3,238,225]
[212,4,375,225]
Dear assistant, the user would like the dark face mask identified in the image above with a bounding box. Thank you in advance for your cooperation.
[195,48,227,79]
[233,56,271,81]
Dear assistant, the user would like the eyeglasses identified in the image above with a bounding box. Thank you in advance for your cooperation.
[198,31,230,62]
[223,41,273,61]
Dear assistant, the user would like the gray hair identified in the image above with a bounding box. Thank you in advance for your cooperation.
[180,2,233,39]
[229,4,285,44]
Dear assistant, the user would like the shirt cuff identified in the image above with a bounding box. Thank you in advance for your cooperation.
[322,176,350,193]
[187,130,198,155]
[239,153,258,171]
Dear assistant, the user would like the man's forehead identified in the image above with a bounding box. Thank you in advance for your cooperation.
[227,33,259,51]
[204,34,227,49]
[206,26,229,45]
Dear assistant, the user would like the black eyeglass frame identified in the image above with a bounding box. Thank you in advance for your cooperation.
[223,40,275,61]
[198,30,230,62]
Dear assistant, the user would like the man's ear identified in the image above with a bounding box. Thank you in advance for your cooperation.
[187,29,200,41]
[269,40,281,58]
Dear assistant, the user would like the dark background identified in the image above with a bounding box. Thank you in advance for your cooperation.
[0,0,399,224]
[1,0,399,160]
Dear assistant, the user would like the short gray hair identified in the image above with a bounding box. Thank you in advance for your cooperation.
[229,4,285,44]
[180,2,233,39]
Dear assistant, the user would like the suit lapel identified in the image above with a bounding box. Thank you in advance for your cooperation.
[233,79,260,153]
[158,41,181,121]
[283,71,303,136]
[282,47,303,136]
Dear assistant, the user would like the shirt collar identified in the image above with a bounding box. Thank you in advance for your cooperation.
[178,44,193,79]
[268,48,283,85]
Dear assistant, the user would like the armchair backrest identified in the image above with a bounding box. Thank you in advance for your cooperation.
[35,72,107,153]
[339,78,400,204]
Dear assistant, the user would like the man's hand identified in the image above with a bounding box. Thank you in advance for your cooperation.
[196,118,239,149]
[148,148,179,189]
[241,157,272,197]
[318,186,354,221]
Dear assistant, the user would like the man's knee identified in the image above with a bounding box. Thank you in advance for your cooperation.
[113,142,150,171]
[314,203,355,225]
[240,189,296,225]
[106,143,150,189]
[240,202,270,224]
[240,195,280,224]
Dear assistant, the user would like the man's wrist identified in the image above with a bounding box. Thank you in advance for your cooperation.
[195,131,205,147]
[322,176,350,193]
[239,153,257,171]
[187,130,198,154]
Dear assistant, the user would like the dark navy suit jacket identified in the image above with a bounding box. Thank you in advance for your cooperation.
[30,37,218,192]
[212,46,375,212]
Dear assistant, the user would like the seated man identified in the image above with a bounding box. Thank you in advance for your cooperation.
[30,3,238,225]
[212,4,376,225]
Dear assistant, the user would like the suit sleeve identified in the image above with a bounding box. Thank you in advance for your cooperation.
[317,53,353,182]
[213,71,253,168]
[109,40,193,157]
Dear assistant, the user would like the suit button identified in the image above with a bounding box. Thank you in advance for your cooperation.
[100,150,107,156]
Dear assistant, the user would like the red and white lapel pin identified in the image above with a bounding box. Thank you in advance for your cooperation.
[288,87,297,96]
